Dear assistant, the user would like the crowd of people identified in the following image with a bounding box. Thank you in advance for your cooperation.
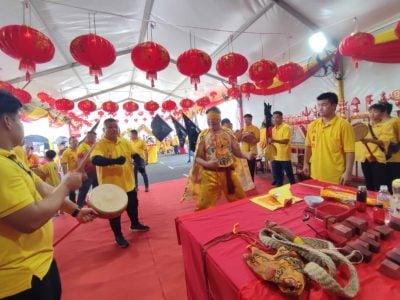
[1,87,400,299]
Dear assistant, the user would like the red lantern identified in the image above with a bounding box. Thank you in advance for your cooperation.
[240,82,255,100]
[13,88,31,105]
[162,99,177,112]
[277,62,304,93]
[227,87,241,99]
[177,49,212,90]
[196,96,211,108]
[102,101,119,114]
[122,101,139,115]
[339,32,374,68]
[70,34,116,84]
[78,99,96,116]
[55,98,74,113]
[255,79,273,89]
[98,110,105,117]
[134,118,138,122]
[396,21,400,38]
[0,80,15,93]
[0,25,55,81]
[249,59,277,83]
[138,111,144,116]
[131,41,170,87]
[216,52,248,86]
[180,98,194,111]
[144,100,159,116]
[143,117,147,122]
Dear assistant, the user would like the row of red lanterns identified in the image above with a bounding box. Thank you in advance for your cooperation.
[0,23,305,92]
[0,80,32,105]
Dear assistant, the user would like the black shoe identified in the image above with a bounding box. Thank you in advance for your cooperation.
[271,181,277,185]
[115,235,129,248]
[130,223,150,232]
[145,187,149,192]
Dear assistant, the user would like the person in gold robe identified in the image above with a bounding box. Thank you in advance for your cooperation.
[184,107,254,210]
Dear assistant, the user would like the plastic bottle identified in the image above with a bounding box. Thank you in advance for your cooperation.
[373,203,385,225]
[391,179,400,218]
[356,186,367,212]
[376,185,391,224]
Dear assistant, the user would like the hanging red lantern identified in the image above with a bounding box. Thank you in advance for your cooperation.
[144,100,159,116]
[138,111,144,116]
[180,98,194,111]
[277,62,304,93]
[124,119,129,124]
[196,96,211,108]
[37,92,49,103]
[0,25,55,81]
[13,89,31,105]
[98,110,105,117]
[131,41,170,87]
[70,34,116,84]
[122,101,139,115]
[143,117,147,122]
[395,21,400,38]
[227,87,241,99]
[249,59,277,83]
[255,79,273,89]
[240,82,255,100]
[134,118,138,122]
[177,49,212,90]
[55,98,74,113]
[162,99,177,112]
[78,99,97,116]
[339,32,374,68]
[216,52,248,86]
[0,80,15,93]
[102,101,119,115]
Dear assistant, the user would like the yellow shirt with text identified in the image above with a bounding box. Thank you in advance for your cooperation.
[305,116,355,184]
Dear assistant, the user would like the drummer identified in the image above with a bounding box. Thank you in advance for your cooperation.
[303,92,355,185]
[270,111,296,186]
[91,118,149,248]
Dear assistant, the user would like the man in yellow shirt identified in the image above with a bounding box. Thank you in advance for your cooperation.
[221,118,233,132]
[303,92,355,185]
[40,150,61,187]
[91,119,149,248]
[76,131,98,207]
[239,113,260,181]
[356,103,391,191]
[382,102,400,191]
[130,129,149,192]
[271,111,296,186]
[61,136,78,203]
[0,90,96,299]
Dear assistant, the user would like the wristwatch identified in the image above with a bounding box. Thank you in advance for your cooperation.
[71,207,81,217]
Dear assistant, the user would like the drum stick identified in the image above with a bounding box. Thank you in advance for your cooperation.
[53,222,81,247]
[76,144,96,173]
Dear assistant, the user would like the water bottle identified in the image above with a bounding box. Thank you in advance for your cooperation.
[391,179,400,219]
[376,185,391,224]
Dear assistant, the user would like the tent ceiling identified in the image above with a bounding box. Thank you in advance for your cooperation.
[1,0,399,118]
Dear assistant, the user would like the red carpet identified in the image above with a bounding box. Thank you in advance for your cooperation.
[54,176,272,300]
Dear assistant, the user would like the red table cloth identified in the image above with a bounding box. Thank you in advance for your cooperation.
[175,180,400,300]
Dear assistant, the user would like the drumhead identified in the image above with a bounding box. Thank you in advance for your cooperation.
[264,144,277,161]
[89,184,128,218]
[353,123,368,142]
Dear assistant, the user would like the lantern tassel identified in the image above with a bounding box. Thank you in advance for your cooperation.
[25,71,31,82]
[94,75,99,84]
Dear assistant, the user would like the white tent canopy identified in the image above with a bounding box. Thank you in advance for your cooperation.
[1,0,400,131]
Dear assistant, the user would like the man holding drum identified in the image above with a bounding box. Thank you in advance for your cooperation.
[0,90,96,299]
[303,92,355,185]
[92,118,149,248]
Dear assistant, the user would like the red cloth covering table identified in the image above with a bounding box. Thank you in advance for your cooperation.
[175,179,400,300]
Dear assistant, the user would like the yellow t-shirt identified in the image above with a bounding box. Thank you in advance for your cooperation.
[0,149,53,298]
[305,115,355,184]
[384,117,400,163]
[355,121,392,163]
[240,124,260,155]
[61,147,78,172]
[272,123,292,161]
[91,137,135,192]
[13,145,30,168]
[130,139,147,160]
[39,161,61,187]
